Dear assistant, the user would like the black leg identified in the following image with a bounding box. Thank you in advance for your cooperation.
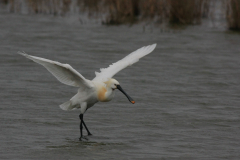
[82,120,92,135]
[79,114,92,141]
[79,114,83,140]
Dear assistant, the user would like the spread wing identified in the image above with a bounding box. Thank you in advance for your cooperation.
[93,44,157,82]
[18,51,93,89]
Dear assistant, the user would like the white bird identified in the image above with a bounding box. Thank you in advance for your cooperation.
[18,43,157,140]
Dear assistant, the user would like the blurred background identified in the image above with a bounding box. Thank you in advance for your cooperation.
[1,0,240,30]
[0,0,240,160]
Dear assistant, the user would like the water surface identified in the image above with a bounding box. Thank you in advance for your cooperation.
[0,12,240,159]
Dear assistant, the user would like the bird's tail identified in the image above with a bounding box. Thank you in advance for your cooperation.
[59,100,72,111]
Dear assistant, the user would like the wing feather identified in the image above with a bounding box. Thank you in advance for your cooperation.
[18,51,93,88]
[93,44,157,82]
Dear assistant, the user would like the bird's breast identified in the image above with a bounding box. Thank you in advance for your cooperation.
[97,86,113,102]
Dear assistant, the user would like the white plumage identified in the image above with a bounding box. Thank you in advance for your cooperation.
[18,43,157,140]
[18,52,93,88]
[93,44,156,82]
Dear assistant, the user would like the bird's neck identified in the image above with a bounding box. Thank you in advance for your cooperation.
[105,87,115,101]
[97,84,115,102]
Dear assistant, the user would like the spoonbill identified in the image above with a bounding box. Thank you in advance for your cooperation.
[18,43,157,140]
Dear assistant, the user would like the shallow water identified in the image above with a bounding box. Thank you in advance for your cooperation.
[0,11,240,160]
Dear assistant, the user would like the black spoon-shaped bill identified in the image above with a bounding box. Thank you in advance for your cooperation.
[117,85,135,104]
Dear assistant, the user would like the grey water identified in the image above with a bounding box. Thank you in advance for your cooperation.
[1,11,240,160]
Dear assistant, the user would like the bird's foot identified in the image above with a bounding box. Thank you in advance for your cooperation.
[79,136,88,141]
[88,133,92,136]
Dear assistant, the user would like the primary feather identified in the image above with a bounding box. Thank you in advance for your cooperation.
[93,43,157,82]
[17,51,93,89]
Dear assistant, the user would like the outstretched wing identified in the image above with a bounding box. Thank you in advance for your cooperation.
[18,51,93,89]
[93,44,157,82]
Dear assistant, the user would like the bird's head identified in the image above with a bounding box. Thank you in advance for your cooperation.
[107,78,119,90]
[105,78,135,104]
